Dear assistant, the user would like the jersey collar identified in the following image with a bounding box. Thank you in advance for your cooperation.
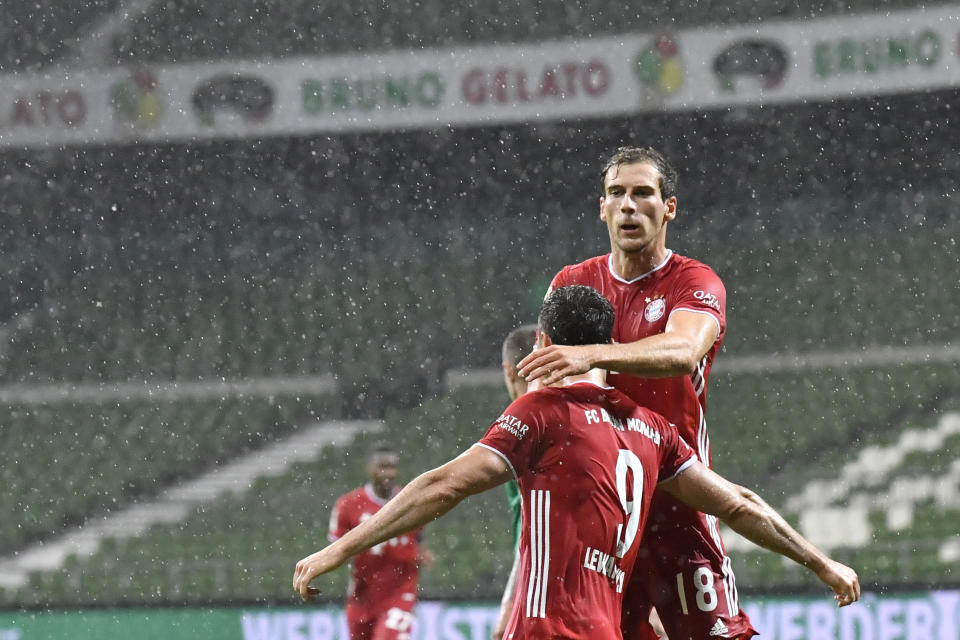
[563,380,615,390]
[607,249,673,284]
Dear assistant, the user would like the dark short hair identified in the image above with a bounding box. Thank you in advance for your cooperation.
[365,441,398,463]
[539,285,614,346]
[600,146,678,201]
[501,324,538,368]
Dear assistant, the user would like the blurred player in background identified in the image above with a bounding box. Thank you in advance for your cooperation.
[519,147,754,639]
[492,324,537,640]
[327,442,433,640]
[295,285,860,639]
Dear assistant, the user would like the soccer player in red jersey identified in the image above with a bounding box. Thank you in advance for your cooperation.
[327,442,432,640]
[295,286,859,640]
[517,147,753,639]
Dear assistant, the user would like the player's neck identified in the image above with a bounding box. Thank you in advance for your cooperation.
[557,368,608,388]
[610,245,670,281]
[370,483,393,501]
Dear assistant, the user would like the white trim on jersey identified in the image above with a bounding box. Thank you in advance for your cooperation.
[526,489,551,619]
[656,454,698,484]
[562,380,615,390]
[606,250,674,284]
[473,443,519,481]
[691,354,707,397]
[705,513,739,618]
[697,406,709,465]
[540,491,551,616]
[667,306,722,339]
[723,554,740,615]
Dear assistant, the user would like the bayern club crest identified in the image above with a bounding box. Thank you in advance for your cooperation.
[644,297,666,322]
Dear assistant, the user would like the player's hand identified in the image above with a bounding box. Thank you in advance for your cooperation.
[816,559,860,607]
[648,607,669,639]
[293,547,345,602]
[517,344,597,386]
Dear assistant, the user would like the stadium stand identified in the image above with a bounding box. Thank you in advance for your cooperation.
[1,392,337,558]
[7,364,959,605]
[107,0,959,64]
[1,111,956,376]
[726,396,960,590]
[6,387,512,606]
[0,0,121,71]
[2,3,958,605]
[710,361,960,488]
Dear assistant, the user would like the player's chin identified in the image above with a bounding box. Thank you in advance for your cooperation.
[617,238,651,253]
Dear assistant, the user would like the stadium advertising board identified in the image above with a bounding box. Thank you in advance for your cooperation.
[2,591,959,640]
[0,4,958,148]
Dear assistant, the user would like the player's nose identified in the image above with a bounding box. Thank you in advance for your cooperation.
[620,192,636,213]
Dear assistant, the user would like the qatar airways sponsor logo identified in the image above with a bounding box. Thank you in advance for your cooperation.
[693,290,721,311]
[494,413,530,440]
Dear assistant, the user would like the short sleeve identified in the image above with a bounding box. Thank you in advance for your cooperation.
[649,414,697,483]
[328,496,349,542]
[669,265,726,338]
[476,393,551,480]
[547,268,571,298]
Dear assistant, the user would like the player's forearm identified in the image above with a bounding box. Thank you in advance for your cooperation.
[334,468,466,560]
[722,487,829,573]
[592,334,701,378]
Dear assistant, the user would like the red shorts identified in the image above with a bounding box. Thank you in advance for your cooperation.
[622,508,757,640]
[346,596,417,640]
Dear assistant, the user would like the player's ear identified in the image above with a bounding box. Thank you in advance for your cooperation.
[664,196,677,222]
[599,196,607,221]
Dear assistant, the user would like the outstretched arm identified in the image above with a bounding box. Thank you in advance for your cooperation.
[518,311,717,386]
[293,447,512,601]
[660,462,861,607]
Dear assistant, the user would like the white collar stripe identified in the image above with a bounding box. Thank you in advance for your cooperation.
[606,250,673,284]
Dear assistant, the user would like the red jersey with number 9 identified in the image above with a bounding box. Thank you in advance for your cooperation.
[477,382,696,640]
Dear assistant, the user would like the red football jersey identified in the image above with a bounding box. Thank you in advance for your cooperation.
[328,485,421,609]
[478,382,696,640]
[550,251,726,470]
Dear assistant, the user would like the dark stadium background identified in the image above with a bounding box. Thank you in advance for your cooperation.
[1,1,958,638]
